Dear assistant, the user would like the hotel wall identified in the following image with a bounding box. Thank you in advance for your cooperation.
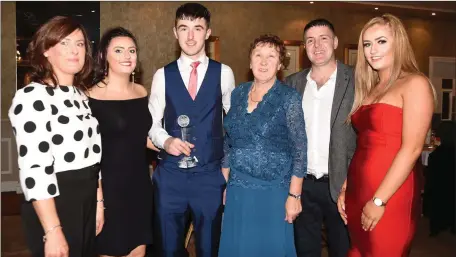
[1,2,455,185]
[2,2,20,188]
[100,1,456,89]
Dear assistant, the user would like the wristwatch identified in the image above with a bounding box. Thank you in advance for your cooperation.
[288,192,301,200]
[373,197,386,207]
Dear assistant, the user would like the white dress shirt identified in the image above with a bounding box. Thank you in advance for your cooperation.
[8,83,102,201]
[148,54,235,149]
[302,68,337,178]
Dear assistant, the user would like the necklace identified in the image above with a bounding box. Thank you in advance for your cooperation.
[248,83,263,103]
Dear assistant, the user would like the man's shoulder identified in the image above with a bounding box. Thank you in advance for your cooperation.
[164,59,179,68]
[284,68,310,85]
[153,67,165,78]
[154,60,178,76]
[337,61,354,74]
[220,62,234,74]
[335,62,355,90]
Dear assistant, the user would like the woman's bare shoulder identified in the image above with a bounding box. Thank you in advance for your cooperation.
[133,83,148,97]
[399,73,430,89]
[398,73,434,106]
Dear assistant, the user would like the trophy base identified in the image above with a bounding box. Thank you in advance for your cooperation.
[178,156,198,169]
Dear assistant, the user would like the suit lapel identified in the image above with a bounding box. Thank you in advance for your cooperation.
[296,69,311,97]
[330,62,349,129]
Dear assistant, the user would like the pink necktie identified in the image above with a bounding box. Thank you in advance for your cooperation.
[188,61,200,100]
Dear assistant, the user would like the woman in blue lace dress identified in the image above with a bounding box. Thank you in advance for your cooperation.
[219,34,307,257]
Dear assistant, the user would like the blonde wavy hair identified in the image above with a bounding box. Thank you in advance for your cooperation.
[348,14,436,121]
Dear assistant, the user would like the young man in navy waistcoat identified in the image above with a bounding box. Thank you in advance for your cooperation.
[148,3,235,256]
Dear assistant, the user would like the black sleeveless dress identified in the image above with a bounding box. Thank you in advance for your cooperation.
[88,96,153,255]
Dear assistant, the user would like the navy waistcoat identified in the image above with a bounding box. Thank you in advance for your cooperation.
[161,59,223,171]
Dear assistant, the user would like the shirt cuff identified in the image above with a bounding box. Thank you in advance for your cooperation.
[20,169,60,201]
[156,134,172,150]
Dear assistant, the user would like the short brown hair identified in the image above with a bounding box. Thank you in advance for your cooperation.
[26,16,93,89]
[249,34,286,65]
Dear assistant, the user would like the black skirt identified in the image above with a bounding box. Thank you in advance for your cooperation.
[21,164,100,257]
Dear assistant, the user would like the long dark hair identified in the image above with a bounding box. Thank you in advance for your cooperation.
[90,27,139,88]
[26,16,93,89]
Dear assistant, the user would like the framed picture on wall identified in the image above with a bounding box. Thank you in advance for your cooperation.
[344,44,358,67]
[282,40,305,78]
[206,36,220,61]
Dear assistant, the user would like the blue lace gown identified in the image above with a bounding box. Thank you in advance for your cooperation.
[219,80,307,257]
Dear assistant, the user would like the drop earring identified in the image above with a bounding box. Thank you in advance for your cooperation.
[103,67,109,85]
[131,71,135,83]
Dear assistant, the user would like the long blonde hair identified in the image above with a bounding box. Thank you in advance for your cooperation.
[348,14,435,121]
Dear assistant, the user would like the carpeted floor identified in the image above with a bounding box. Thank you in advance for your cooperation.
[1,215,454,257]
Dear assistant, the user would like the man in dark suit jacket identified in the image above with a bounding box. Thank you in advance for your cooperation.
[284,19,356,257]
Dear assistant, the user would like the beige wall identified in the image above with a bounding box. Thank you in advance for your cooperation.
[100,1,456,89]
[1,2,20,185]
[1,2,455,185]
[2,2,16,119]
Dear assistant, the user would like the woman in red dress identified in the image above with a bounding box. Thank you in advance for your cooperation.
[337,14,436,257]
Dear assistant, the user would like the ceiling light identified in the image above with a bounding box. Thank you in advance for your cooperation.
[310,1,314,4]
[76,14,83,17]
[375,7,379,10]
[91,10,95,13]
[432,12,436,16]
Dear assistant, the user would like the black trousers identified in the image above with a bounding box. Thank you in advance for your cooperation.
[21,164,100,257]
[294,179,349,257]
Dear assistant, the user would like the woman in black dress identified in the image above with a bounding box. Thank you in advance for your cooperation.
[9,16,103,257]
[87,27,155,257]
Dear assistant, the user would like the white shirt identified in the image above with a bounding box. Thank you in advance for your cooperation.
[8,83,102,201]
[148,55,235,149]
[303,68,337,178]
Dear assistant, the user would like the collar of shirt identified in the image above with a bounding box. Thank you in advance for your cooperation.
[177,54,209,72]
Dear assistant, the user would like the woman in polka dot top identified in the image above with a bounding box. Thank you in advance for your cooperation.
[8,16,102,257]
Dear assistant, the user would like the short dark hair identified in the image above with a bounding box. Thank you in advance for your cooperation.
[91,27,139,87]
[303,18,336,38]
[249,34,286,66]
[175,3,211,28]
[26,16,93,89]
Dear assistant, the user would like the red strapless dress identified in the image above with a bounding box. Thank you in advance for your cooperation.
[346,103,421,257]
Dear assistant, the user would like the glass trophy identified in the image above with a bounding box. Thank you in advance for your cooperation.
[177,115,198,168]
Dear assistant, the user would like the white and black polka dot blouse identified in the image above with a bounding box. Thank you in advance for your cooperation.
[8,82,102,201]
